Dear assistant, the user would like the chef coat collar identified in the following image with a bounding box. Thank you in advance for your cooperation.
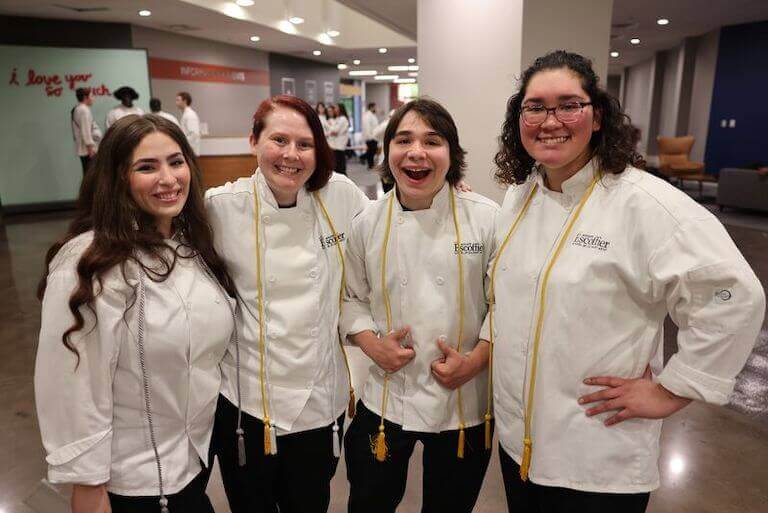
[534,158,598,200]
[254,168,313,212]
[388,181,452,215]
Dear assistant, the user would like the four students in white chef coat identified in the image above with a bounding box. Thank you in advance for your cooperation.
[35,114,237,513]
[488,50,764,512]
[341,98,497,513]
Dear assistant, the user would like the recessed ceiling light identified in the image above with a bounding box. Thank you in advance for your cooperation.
[388,65,410,71]
[289,16,305,25]
[408,58,416,64]
[236,0,255,6]
[327,30,340,37]
[374,75,398,80]
[657,18,670,25]
[378,48,388,54]
[249,35,260,42]
[630,38,640,45]
[394,78,416,84]
[408,72,419,77]
[337,63,348,70]
[610,51,620,58]
[353,59,361,65]
[313,50,322,56]
[349,70,377,76]
[138,9,151,17]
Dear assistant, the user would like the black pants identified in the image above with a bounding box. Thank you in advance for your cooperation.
[108,464,214,513]
[79,155,93,175]
[364,139,378,169]
[334,149,347,174]
[212,395,343,513]
[499,446,650,513]
[345,401,492,513]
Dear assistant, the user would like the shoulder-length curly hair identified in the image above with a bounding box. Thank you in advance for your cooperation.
[494,50,644,185]
[38,114,236,359]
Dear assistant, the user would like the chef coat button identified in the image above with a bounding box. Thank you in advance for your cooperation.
[501,265,507,271]
[214,298,221,304]
[436,276,445,285]
[262,215,271,224]
[186,302,192,310]
[400,277,408,287]
[435,218,442,224]
[309,269,319,279]
[268,274,276,283]
[310,327,319,337]
[302,213,312,222]
[397,216,404,224]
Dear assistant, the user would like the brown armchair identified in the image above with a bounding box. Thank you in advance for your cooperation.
[656,135,714,198]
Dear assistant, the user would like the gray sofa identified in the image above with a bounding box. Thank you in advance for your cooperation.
[717,168,768,213]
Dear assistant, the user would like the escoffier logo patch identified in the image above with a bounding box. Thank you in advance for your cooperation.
[572,233,610,251]
[319,232,345,249]
[454,242,484,255]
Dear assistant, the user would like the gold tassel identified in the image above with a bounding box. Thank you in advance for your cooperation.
[263,421,272,456]
[484,414,492,450]
[519,438,532,481]
[348,389,356,418]
[457,425,466,459]
[374,426,388,462]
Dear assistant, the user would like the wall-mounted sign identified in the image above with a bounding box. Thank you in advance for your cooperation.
[281,77,295,96]
[324,81,334,103]
[305,80,316,103]
[149,57,269,86]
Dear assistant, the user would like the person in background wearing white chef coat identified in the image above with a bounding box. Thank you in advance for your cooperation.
[488,50,765,513]
[176,91,201,156]
[150,97,180,127]
[71,86,102,175]
[341,98,498,513]
[327,103,350,175]
[105,86,144,129]
[361,102,379,170]
[205,95,369,513]
[35,114,238,513]
[315,101,329,136]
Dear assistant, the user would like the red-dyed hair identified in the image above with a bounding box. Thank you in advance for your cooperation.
[251,95,334,191]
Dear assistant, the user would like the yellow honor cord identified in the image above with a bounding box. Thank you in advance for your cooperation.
[448,188,467,459]
[519,177,598,481]
[486,183,540,450]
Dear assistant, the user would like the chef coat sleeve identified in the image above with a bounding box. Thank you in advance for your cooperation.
[479,203,502,344]
[340,217,378,341]
[74,107,94,147]
[34,249,125,485]
[649,216,765,404]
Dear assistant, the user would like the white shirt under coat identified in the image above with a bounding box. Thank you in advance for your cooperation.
[341,184,499,432]
[71,103,102,156]
[180,107,201,155]
[484,160,765,493]
[205,171,369,434]
[105,105,144,129]
[327,116,350,151]
[35,232,236,496]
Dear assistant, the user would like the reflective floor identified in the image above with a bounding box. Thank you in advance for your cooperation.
[2,163,766,513]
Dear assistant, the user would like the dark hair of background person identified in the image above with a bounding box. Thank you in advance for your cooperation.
[251,95,334,191]
[150,97,162,113]
[75,87,91,103]
[337,103,349,119]
[378,97,467,186]
[38,114,236,359]
[494,50,645,185]
[177,91,192,106]
[367,102,376,110]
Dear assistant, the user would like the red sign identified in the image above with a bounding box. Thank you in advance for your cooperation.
[149,57,269,86]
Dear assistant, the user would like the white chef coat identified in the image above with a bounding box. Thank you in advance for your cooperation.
[205,171,369,434]
[105,105,144,129]
[180,107,201,155]
[362,110,378,141]
[71,103,102,156]
[155,110,180,126]
[35,231,236,496]
[341,184,499,432]
[327,116,350,151]
[484,160,765,493]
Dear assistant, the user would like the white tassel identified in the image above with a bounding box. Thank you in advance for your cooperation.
[269,423,278,455]
[332,423,341,458]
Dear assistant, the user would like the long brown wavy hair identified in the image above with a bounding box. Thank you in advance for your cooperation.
[495,50,645,185]
[38,114,236,358]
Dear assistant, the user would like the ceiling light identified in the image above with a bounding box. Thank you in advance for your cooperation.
[610,51,620,58]
[394,78,416,84]
[657,18,670,26]
[327,30,340,37]
[236,0,255,6]
[289,16,305,25]
[249,35,260,42]
[378,48,388,54]
[388,65,410,71]
[408,72,418,77]
[349,70,378,76]
[313,50,322,56]
[408,58,416,64]
[337,63,348,70]
[630,38,640,45]
[374,75,398,80]
[138,9,151,17]
[409,65,419,71]
[353,59,361,65]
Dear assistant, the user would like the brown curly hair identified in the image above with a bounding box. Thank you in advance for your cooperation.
[38,114,236,360]
[494,50,644,185]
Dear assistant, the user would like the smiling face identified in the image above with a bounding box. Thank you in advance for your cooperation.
[251,105,317,207]
[128,131,190,237]
[520,68,601,181]
[388,110,450,210]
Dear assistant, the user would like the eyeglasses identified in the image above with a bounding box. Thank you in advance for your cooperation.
[520,101,593,126]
